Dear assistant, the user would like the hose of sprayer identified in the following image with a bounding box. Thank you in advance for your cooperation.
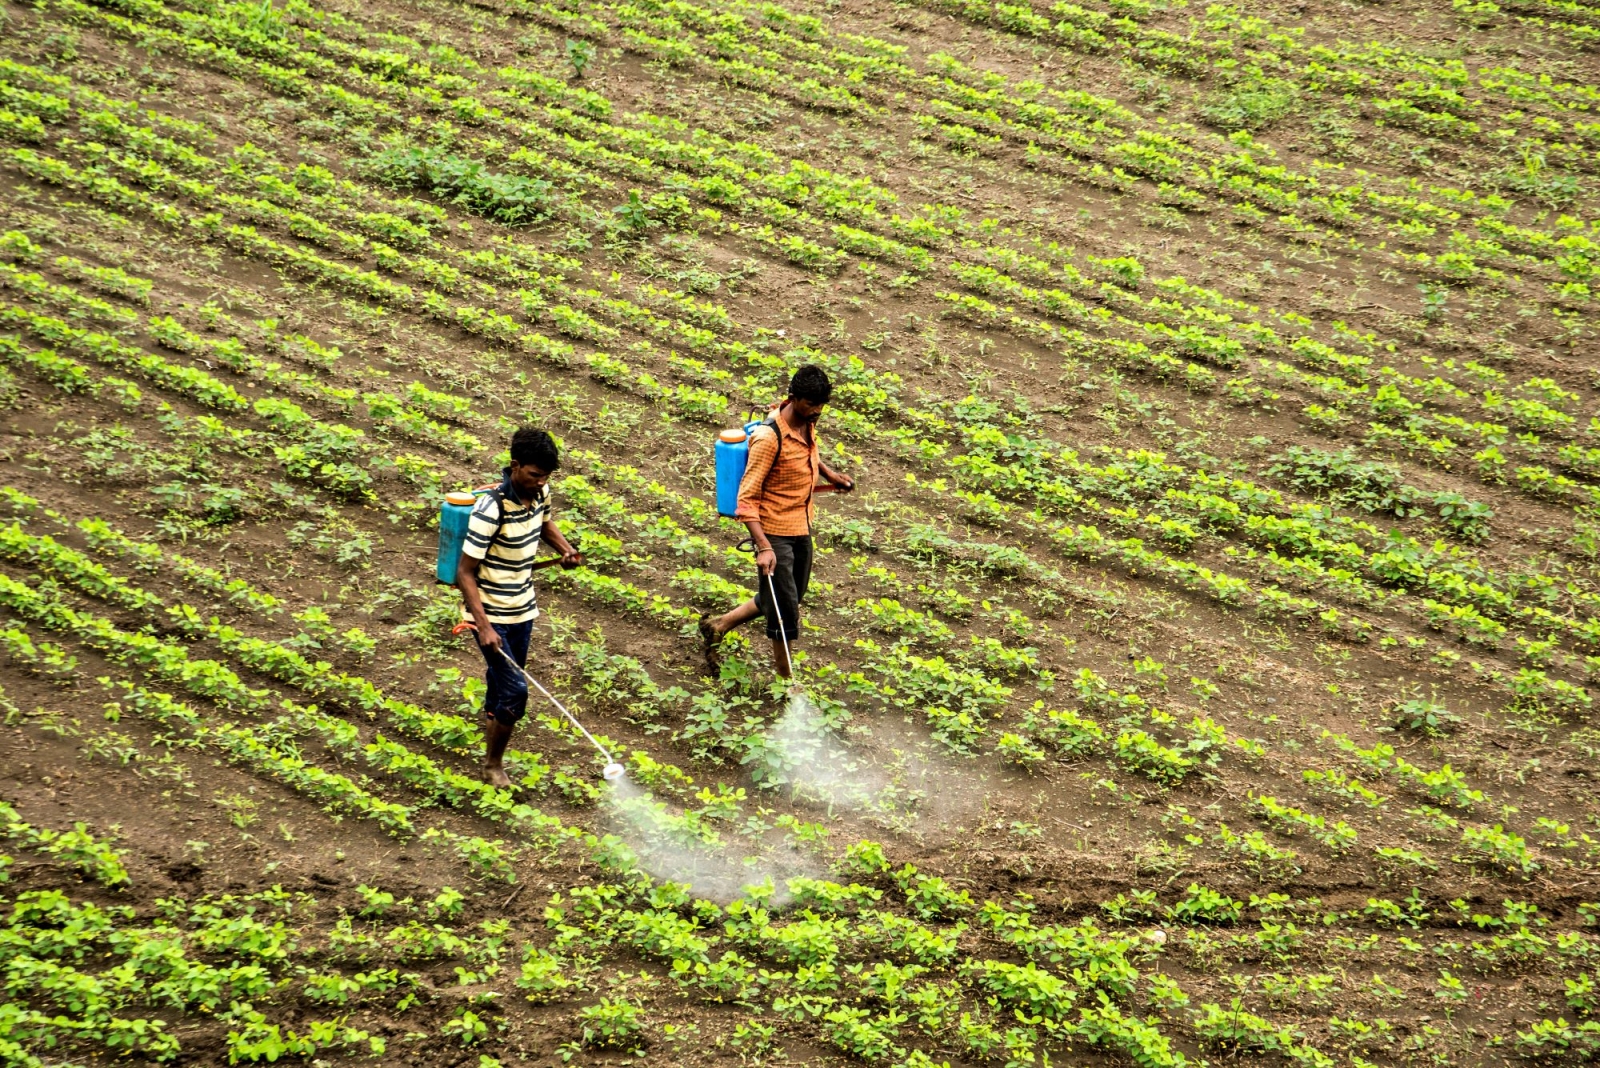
[494,644,615,765]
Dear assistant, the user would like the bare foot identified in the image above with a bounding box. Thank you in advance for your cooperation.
[484,764,513,789]
[697,613,723,663]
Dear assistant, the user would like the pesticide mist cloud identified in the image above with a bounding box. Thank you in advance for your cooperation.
[763,691,887,810]
[601,773,820,903]
[757,691,981,830]
[595,691,986,899]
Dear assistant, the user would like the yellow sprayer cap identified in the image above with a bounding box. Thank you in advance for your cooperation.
[445,491,476,506]
[719,427,748,443]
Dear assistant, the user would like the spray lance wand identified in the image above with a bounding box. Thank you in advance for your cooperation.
[732,536,805,695]
[765,570,803,698]
[453,621,625,783]
[450,539,625,783]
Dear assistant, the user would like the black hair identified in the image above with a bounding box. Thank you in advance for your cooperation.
[510,427,560,471]
[788,364,832,405]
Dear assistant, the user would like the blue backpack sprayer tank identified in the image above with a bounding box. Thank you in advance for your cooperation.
[714,425,751,518]
[435,491,480,583]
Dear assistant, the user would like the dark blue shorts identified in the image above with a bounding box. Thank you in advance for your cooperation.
[477,619,534,726]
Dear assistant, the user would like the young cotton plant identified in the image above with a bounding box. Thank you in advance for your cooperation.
[1250,795,1359,853]
[0,801,129,887]
[1114,730,1197,783]
[518,945,584,1004]
[996,730,1048,769]
[1459,824,1540,875]
[1214,823,1301,878]
[895,864,975,921]
[1167,884,1244,925]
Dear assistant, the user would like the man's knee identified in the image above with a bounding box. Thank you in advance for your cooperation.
[486,664,527,702]
[487,677,528,720]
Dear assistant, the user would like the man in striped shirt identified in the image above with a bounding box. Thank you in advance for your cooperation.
[700,365,854,677]
[458,427,581,787]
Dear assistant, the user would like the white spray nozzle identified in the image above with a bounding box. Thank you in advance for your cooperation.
[602,762,626,783]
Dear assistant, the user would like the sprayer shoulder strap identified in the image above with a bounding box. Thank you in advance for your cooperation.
[474,486,511,551]
[491,489,511,546]
[757,415,783,484]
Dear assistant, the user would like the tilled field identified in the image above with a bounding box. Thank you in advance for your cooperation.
[0,0,1598,1062]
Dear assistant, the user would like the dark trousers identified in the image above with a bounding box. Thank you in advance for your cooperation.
[478,620,533,726]
[755,534,813,642]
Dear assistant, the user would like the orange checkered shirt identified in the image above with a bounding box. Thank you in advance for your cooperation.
[735,405,820,537]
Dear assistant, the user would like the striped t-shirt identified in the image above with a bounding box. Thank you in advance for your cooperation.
[461,480,550,624]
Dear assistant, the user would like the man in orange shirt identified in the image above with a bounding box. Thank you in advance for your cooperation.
[700,365,854,677]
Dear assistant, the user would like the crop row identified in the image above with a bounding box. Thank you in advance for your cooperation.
[3,223,1587,735]
[6,0,1593,757]
[942,276,1600,524]
[0,503,811,857]
[25,0,1587,378]
[0,878,515,1063]
[524,455,1565,869]
[0,460,1574,1048]
[0,503,998,890]
[6,30,1586,533]
[9,60,1559,608]
[0,564,602,884]
[0,462,1325,875]
[897,0,1600,171]
[0,799,129,887]
[9,448,1575,884]
[535,0,1598,289]
[944,247,1590,452]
